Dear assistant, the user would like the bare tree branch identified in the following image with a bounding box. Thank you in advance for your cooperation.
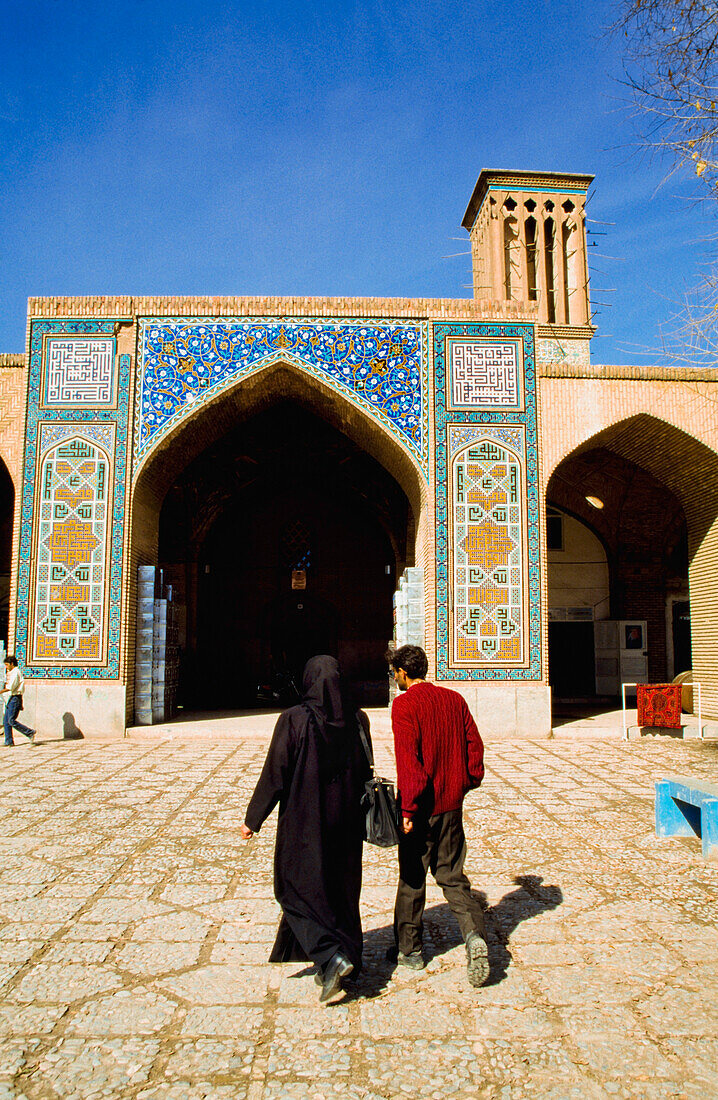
[615,1,718,362]
[618,1,718,185]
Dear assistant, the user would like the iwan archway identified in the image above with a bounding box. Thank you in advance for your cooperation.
[129,356,428,723]
[14,302,548,738]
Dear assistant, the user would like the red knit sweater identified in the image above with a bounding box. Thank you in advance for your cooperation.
[392,681,485,818]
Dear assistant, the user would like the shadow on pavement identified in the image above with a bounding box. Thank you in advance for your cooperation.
[481,873,563,984]
[342,873,563,1001]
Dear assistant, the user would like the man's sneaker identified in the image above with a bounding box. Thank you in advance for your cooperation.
[466,931,490,987]
[386,946,425,970]
[26,731,35,744]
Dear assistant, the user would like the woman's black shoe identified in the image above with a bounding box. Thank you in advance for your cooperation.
[319,952,354,1002]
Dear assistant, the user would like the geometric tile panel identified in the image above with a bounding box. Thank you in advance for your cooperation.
[448,339,521,409]
[31,436,112,664]
[433,321,541,681]
[451,433,525,665]
[136,319,428,476]
[43,336,116,406]
[17,320,130,680]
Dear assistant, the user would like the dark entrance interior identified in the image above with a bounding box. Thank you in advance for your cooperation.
[672,600,692,677]
[0,461,13,646]
[548,622,596,697]
[157,401,413,709]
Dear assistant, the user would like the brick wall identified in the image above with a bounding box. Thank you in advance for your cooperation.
[27,294,536,322]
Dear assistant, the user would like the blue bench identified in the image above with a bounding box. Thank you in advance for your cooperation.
[655,775,718,862]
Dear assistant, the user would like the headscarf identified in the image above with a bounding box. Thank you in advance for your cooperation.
[300,655,361,782]
[302,654,346,729]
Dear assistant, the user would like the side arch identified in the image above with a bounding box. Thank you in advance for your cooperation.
[545,413,718,714]
[544,413,718,545]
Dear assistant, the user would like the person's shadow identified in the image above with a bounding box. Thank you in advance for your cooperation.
[62,712,84,740]
[342,873,563,1001]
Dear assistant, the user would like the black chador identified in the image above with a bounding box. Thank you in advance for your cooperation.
[244,655,370,992]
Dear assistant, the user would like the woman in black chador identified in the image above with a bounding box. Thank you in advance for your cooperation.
[241,655,370,1002]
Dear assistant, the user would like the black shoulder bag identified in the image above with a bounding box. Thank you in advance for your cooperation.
[357,717,402,848]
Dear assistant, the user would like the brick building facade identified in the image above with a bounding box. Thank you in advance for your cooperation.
[2,171,717,737]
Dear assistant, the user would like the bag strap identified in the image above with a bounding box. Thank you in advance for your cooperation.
[356,711,375,774]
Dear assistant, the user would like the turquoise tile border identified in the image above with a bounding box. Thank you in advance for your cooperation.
[16,321,129,678]
[433,322,541,680]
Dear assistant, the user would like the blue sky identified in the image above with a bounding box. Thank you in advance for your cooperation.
[0,0,713,363]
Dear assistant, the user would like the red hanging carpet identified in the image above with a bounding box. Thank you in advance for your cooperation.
[637,684,683,728]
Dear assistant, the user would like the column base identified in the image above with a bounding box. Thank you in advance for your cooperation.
[435,681,552,738]
[21,681,127,740]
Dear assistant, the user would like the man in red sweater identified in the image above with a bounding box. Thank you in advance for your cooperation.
[387,644,489,987]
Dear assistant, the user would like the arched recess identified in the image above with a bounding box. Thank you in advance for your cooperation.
[0,456,14,648]
[450,435,525,666]
[129,361,428,713]
[546,414,718,713]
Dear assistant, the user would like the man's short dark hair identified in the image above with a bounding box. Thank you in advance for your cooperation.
[4,655,17,668]
[387,645,428,680]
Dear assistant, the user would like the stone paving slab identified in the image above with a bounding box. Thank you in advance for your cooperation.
[0,731,715,1096]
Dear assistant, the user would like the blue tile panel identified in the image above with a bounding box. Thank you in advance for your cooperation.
[433,322,541,680]
[16,321,129,679]
[31,429,114,664]
[136,319,429,476]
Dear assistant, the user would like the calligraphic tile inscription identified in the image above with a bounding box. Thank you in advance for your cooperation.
[452,437,523,664]
[448,339,521,409]
[31,437,111,664]
[43,337,116,407]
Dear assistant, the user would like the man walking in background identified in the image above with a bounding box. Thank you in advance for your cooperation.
[2,655,35,747]
[386,644,488,987]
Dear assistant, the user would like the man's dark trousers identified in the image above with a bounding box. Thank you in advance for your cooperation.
[394,808,485,955]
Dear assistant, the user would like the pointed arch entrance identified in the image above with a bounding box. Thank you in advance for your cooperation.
[129,362,426,718]
[546,414,718,715]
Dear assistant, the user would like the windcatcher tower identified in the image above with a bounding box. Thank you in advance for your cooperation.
[462,169,594,329]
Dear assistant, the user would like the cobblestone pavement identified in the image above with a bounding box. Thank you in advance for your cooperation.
[0,727,716,1098]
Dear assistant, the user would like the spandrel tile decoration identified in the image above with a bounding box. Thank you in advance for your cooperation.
[1,168,718,736]
[136,319,428,474]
